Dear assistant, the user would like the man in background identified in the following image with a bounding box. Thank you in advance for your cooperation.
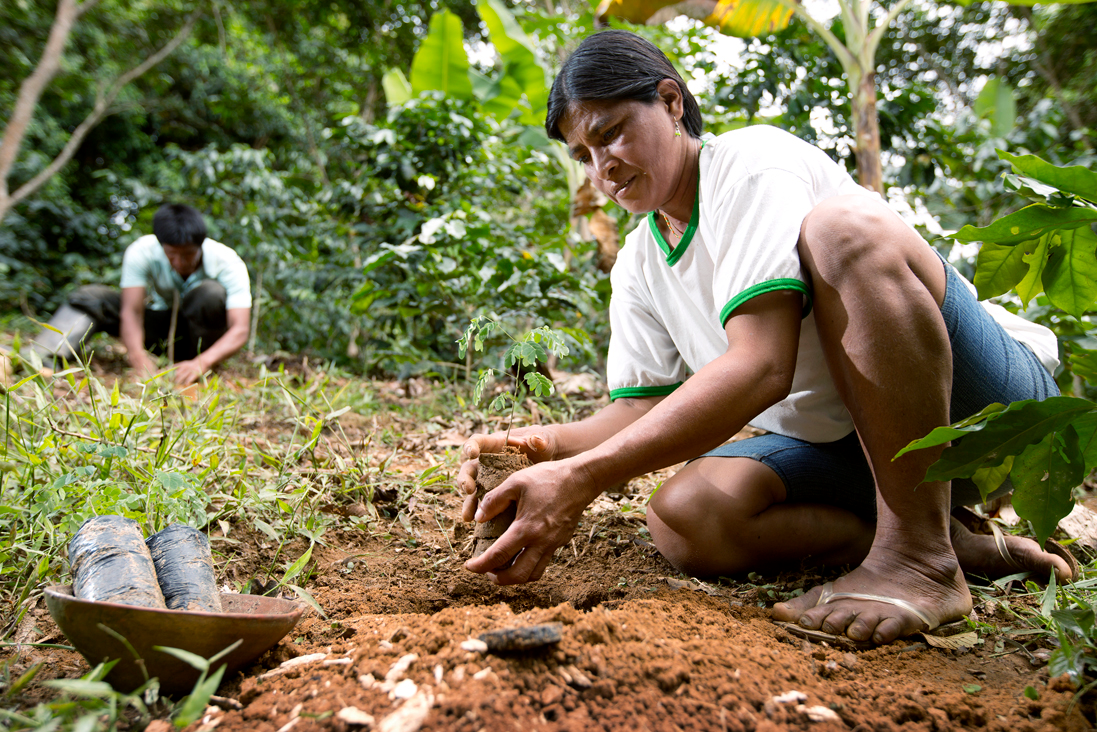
[30,203,251,387]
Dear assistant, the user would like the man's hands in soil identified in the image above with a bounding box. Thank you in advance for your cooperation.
[463,458,595,585]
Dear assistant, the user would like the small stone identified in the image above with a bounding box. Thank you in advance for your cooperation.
[391,679,418,700]
[541,685,565,706]
[461,638,489,653]
[799,705,842,723]
[771,690,808,705]
[562,665,591,690]
[337,707,376,727]
[478,623,563,653]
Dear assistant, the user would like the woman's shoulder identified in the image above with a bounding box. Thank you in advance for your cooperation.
[703,125,840,176]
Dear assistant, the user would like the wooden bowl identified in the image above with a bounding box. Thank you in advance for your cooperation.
[45,585,304,696]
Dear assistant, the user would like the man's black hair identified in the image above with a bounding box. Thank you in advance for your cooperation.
[152,204,207,247]
[545,29,703,142]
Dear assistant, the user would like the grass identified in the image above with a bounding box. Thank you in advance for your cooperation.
[3,352,1097,726]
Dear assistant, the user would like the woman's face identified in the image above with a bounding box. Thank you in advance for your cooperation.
[558,92,683,215]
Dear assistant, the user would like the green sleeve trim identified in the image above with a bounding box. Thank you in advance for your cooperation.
[609,383,683,401]
[720,279,813,326]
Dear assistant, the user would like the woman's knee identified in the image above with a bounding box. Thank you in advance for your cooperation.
[644,464,781,576]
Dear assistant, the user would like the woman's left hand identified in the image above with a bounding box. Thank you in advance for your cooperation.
[463,457,598,585]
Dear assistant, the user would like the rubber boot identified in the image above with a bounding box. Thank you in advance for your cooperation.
[29,304,96,366]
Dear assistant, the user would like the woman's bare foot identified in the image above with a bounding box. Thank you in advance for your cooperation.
[950,517,1074,582]
[772,545,972,645]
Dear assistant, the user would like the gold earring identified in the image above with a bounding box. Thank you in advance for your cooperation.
[674,120,682,138]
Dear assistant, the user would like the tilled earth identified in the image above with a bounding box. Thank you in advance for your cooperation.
[2,367,1093,731]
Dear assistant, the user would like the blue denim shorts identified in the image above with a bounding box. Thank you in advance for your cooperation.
[699,257,1059,521]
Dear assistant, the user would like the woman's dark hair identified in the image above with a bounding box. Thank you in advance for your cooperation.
[153,203,207,247]
[546,29,702,142]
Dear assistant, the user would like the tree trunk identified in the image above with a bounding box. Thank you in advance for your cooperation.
[852,69,883,195]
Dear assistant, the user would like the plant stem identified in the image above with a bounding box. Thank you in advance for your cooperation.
[505,363,520,444]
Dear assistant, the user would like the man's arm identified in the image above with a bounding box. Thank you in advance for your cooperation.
[119,287,157,379]
[172,307,250,386]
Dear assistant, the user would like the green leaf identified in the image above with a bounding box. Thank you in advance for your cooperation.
[955,204,1097,246]
[381,68,412,105]
[1070,351,1097,388]
[1070,411,1097,472]
[253,519,279,542]
[473,368,495,405]
[894,403,1009,459]
[999,150,1097,203]
[410,10,472,99]
[973,240,1032,300]
[923,397,1097,482]
[523,371,554,397]
[974,77,1016,138]
[1051,605,1096,637]
[1015,233,1052,307]
[173,664,227,728]
[504,341,547,369]
[477,0,547,120]
[287,583,327,619]
[1023,686,1040,701]
[1010,428,1082,545]
[153,646,210,673]
[705,0,796,37]
[283,543,314,584]
[971,456,1014,503]
[1043,225,1097,318]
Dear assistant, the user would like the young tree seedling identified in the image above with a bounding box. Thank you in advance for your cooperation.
[457,316,570,440]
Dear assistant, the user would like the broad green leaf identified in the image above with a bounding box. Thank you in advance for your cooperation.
[1069,410,1097,472]
[706,0,796,37]
[253,518,279,542]
[471,70,527,121]
[971,456,1014,503]
[973,240,1031,300]
[1015,233,1052,307]
[894,403,1010,458]
[974,77,1016,138]
[924,397,1097,482]
[381,68,412,105]
[1043,225,1097,317]
[595,0,679,24]
[43,679,116,697]
[410,10,472,99]
[954,204,1097,246]
[999,151,1097,204]
[477,0,547,120]
[1010,428,1082,545]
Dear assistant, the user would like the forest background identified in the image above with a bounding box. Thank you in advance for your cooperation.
[2,0,1096,386]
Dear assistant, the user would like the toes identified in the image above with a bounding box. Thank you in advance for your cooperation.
[772,584,826,623]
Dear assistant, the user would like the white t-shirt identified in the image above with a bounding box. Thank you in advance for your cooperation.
[606,125,1059,443]
[119,235,252,312]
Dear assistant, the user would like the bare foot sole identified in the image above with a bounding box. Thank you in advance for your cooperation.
[772,560,972,645]
[949,514,1077,583]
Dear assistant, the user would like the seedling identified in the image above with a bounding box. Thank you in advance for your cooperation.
[457,316,570,440]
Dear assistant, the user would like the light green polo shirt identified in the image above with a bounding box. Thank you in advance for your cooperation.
[119,235,252,311]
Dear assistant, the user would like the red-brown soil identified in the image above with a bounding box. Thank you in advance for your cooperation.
[2,368,1093,731]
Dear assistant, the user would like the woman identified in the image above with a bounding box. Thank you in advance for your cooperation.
[458,29,1073,645]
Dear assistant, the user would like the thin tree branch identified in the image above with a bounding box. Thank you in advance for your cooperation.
[3,7,201,217]
[0,0,99,207]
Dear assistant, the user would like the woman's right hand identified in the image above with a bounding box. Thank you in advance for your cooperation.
[457,427,558,521]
